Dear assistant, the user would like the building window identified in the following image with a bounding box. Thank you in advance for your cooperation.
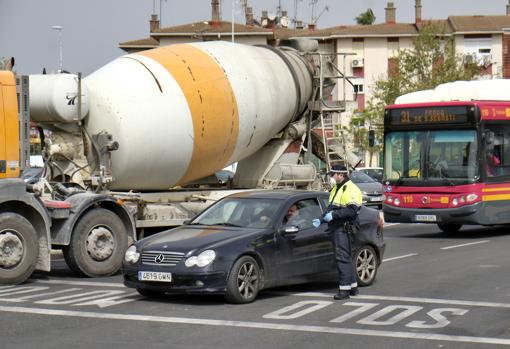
[352,38,364,59]
[353,84,364,94]
[387,37,399,57]
[464,36,492,61]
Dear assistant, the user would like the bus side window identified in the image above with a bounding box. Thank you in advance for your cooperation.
[486,129,510,178]
[487,148,501,177]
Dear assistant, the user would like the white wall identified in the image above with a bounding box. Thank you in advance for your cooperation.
[158,35,268,46]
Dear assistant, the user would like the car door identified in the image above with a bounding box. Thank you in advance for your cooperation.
[274,197,332,279]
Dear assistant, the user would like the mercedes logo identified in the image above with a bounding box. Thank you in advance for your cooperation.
[154,254,165,263]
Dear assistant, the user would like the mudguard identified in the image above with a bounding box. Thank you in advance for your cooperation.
[49,192,135,246]
[0,178,52,271]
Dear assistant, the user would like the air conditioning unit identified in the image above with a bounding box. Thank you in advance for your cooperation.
[352,58,364,68]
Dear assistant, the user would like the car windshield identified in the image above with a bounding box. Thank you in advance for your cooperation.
[350,171,377,183]
[384,129,479,185]
[190,197,283,229]
[363,168,383,181]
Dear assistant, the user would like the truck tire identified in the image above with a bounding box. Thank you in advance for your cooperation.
[0,213,39,285]
[63,208,127,277]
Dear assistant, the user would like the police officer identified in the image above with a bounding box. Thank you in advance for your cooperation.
[313,165,362,300]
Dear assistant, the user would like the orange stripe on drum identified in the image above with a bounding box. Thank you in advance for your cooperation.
[139,45,239,185]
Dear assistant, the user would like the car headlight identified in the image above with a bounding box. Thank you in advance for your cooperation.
[185,250,216,268]
[124,245,140,264]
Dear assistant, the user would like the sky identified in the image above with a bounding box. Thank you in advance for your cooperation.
[0,0,509,75]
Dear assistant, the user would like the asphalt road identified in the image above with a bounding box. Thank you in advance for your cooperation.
[2,222,510,349]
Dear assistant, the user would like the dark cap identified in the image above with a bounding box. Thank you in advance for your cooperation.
[328,165,348,175]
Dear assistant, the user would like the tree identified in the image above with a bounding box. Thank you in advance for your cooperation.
[373,23,481,106]
[355,9,375,25]
[342,100,383,167]
[347,23,481,165]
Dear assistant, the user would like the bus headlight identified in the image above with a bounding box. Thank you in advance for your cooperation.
[394,198,400,206]
[452,198,459,206]
[467,193,478,202]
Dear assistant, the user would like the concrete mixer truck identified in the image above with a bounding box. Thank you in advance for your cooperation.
[0,39,350,284]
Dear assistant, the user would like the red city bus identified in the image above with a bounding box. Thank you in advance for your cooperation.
[382,100,510,233]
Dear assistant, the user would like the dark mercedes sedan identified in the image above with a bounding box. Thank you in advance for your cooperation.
[122,190,385,303]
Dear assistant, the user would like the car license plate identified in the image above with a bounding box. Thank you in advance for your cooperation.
[415,214,437,222]
[138,271,172,282]
[370,196,382,202]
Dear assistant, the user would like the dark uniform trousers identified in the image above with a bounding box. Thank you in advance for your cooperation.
[331,226,356,290]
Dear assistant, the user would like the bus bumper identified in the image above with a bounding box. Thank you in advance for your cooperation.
[382,201,485,225]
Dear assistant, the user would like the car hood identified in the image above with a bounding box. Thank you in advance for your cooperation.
[356,182,383,194]
[138,225,263,254]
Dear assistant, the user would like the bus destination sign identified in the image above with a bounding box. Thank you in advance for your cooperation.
[387,106,470,126]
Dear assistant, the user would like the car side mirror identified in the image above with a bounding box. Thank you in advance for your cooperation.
[280,225,299,236]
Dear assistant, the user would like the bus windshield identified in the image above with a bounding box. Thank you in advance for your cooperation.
[384,129,479,185]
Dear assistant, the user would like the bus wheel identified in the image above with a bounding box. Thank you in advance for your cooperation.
[63,208,127,277]
[0,213,39,284]
[437,223,462,233]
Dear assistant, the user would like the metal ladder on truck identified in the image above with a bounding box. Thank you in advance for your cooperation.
[305,51,356,172]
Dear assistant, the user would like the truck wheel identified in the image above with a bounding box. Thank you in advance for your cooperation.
[224,255,260,304]
[0,213,39,284]
[63,208,127,277]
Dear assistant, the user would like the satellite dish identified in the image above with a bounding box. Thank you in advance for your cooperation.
[261,18,268,27]
[268,13,276,21]
[280,16,290,28]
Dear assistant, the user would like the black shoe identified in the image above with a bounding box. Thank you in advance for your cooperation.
[349,287,359,296]
[334,290,350,300]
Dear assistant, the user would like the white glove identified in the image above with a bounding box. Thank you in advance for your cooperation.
[323,212,333,222]
[312,219,321,228]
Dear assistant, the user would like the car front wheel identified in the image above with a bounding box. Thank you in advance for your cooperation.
[354,245,378,287]
[225,256,260,304]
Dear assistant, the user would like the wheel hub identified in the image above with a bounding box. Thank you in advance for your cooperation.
[86,226,114,261]
[0,232,24,268]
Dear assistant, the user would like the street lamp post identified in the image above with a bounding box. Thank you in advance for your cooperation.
[51,25,63,73]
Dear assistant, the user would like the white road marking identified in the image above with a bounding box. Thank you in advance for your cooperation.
[0,288,82,302]
[0,305,509,346]
[263,301,333,319]
[31,279,126,288]
[287,293,510,309]
[440,240,490,250]
[382,253,418,262]
[35,290,132,306]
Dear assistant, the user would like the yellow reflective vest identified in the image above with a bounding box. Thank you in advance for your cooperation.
[328,179,363,208]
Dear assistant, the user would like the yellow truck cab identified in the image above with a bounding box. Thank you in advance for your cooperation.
[0,71,20,179]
